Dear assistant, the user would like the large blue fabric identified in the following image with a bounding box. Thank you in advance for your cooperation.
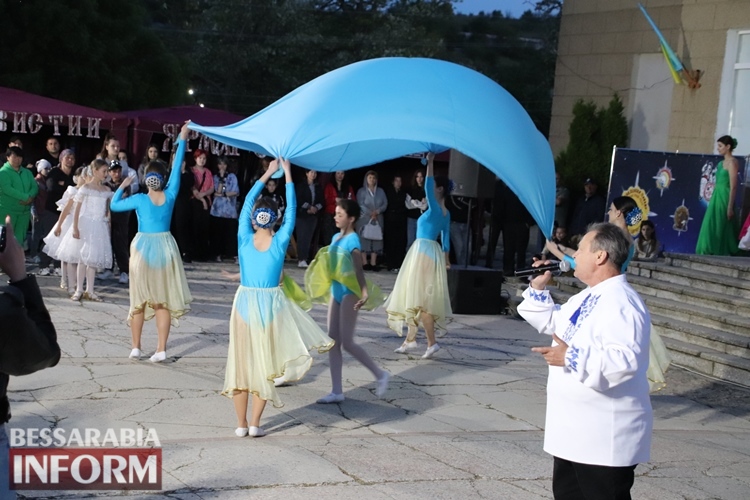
[189,57,556,237]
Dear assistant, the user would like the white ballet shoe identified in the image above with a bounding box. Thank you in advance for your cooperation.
[234,427,249,437]
[248,426,265,437]
[376,371,390,398]
[422,343,441,359]
[129,348,141,360]
[316,392,345,404]
[273,375,288,387]
[394,341,418,353]
[150,351,167,363]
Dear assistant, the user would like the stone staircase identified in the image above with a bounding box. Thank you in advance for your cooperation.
[508,253,750,388]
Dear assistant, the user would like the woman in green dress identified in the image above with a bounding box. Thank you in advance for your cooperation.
[696,135,739,255]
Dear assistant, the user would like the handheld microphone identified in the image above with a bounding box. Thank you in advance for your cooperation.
[514,260,571,278]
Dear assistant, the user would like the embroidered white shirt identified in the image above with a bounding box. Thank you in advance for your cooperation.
[518,274,652,467]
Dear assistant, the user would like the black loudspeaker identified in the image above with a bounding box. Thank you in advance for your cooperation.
[447,267,505,314]
[449,150,496,198]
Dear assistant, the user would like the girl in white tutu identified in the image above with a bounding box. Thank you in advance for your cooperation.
[43,166,87,294]
[57,160,113,301]
[110,123,193,363]
[305,198,390,404]
[222,158,332,438]
[386,152,452,359]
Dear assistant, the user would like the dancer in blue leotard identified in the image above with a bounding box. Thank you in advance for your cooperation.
[222,158,333,438]
[385,153,452,359]
[306,198,390,404]
[111,123,193,363]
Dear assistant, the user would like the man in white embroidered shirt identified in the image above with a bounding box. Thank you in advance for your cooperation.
[518,222,652,500]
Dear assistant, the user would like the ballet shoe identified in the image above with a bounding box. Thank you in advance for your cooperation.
[376,371,390,398]
[150,351,167,363]
[234,427,249,437]
[316,392,345,404]
[422,343,441,359]
[394,341,418,353]
[249,426,265,437]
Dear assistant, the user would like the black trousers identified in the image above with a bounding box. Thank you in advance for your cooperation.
[210,216,238,258]
[553,457,636,500]
[190,199,212,260]
[110,214,130,274]
[295,214,318,262]
[171,199,192,257]
[485,217,503,268]
[502,222,530,274]
[384,213,407,269]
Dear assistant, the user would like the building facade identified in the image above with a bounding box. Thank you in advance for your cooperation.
[549,0,750,158]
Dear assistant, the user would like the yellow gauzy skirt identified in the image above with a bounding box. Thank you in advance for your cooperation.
[384,238,452,336]
[128,232,192,325]
[647,329,671,393]
[222,285,334,407]
[304,245,387,310]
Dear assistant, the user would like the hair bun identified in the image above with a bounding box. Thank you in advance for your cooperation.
[732,138,739,149]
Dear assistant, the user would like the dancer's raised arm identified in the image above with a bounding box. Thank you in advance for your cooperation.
[239,159,280,239]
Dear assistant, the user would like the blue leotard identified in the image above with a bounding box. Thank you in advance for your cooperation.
[238,180,296,288]
[415,176,450,252]
[110,138,184,230]
[330,232,361,303]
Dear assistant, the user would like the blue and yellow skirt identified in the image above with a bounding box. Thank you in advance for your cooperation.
[222,285,334,407]
[384,238,452,336]
[128,232,192,324]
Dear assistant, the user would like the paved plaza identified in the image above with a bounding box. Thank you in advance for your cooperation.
[8,262,750,499]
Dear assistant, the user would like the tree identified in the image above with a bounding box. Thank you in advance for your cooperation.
[0,0,187,111]
[556,95,628,193]
[178,0,453,114]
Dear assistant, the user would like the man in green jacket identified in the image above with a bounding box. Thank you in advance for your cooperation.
[0,147,38,248]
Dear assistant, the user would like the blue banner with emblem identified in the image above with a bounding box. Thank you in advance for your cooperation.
[607,148,748,254]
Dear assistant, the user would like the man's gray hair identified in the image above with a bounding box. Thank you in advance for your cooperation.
[587,222,631,272]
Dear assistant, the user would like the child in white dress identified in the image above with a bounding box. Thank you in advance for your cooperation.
[43,166,87,294]
[60,160,113,301]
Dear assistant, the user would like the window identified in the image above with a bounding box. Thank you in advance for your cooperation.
[717,30,750,156]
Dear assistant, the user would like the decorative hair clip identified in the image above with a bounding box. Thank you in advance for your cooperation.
[625,206,643,227]
[252,207,277,229]
[144,172,164,191]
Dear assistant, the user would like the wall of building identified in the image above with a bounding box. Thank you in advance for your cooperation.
[549,0,750,158]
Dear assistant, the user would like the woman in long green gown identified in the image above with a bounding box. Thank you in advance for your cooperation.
[696,135,740,255]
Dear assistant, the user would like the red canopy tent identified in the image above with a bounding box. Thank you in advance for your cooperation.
[0,86,129,162]
[123,105,245,163]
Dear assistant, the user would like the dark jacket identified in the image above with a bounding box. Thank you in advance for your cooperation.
[446,195,472,224]
[46,166,75,212]
[569,193,606,236]
[0,276,61,423]
[295,181,324,217]
[385,185,407,216]
[406,185,426,220]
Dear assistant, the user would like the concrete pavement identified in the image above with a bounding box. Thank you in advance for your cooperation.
[7,262,750,499]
